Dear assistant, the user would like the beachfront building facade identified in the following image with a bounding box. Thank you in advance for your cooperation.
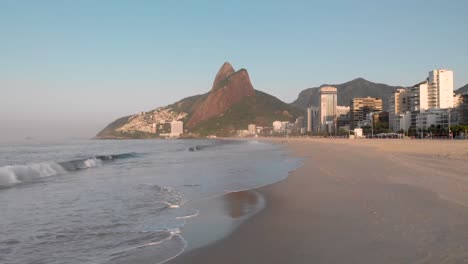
[460,94,468,124]
[409,70,454,112]
[350,97,383,129]
[407,69,455,132]
[319,86,338,134]
[170,121,183,137]
[273,121,282,131]
[389,88,411,132]
[248,124,256,135]
[415,109,450,130]
[306,106,320,134]
[428,69,454,109]
[336,106,351,130]
[272,121,295,135]
[295,117,305,134]
[398,112,412,132]
[409,81,430,128]
[410,81,429,112]
[236,130,250,137]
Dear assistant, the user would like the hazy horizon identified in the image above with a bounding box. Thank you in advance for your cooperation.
[2,0,467,141]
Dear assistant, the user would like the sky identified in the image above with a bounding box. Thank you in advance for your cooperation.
[1,0,467,141]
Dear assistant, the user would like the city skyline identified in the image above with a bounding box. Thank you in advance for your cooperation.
[1,1,468,141]
[3,2,468,261]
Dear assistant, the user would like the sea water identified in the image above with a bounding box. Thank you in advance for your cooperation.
[0,139,299,264]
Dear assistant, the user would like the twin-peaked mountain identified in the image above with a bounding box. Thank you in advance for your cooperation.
[96,63,301,138]
[186,62,256,128]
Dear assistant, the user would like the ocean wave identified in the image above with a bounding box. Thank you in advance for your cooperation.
[187,143,220,152]
[0,162,66,187]
[0,153,138,188]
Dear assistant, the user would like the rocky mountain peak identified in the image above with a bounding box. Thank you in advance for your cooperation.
[187,63,255,128]
[212,62,236,91]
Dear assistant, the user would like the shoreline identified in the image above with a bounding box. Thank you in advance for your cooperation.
[170,138,468,264]
[179,189,267,253]
[172,138,301,256]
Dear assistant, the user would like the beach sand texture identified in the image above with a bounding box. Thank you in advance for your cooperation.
[171,139,468,264]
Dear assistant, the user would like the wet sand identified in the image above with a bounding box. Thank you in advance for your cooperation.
[170,139,468,264]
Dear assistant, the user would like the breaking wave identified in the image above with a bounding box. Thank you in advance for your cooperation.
[0,153,138,188]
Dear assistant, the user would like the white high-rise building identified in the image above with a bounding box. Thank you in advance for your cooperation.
[170,121,183,137]
[319,86,337,133]
[306,108,312,132]
[428,69,454,109]
[408,70,454,129]
[410,81,429,112]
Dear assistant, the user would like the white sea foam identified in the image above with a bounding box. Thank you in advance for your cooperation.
[0,157,104,187]
[83,158,103,168]
[168,229,181,235]
[0,163,66,186]
[162,201,180,209]
[175,210,200,220]
[0,167,21,186]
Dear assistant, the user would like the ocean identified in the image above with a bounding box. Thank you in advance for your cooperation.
[0,139,300,264]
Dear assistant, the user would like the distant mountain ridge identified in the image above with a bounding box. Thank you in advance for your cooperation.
[291,78,404,110]
[96,63,301,138]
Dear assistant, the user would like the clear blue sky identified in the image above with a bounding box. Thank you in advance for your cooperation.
[1,0,467,141]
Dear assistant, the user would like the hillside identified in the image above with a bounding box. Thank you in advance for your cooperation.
[291,78,403,110]
[96,115,134,139]
[96,63,301,138]
[95,93,207,139]
[186,62,256,128]
[455,83,468,95]
[192,90,302,136]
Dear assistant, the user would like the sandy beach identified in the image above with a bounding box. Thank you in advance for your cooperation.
[171,139,468,264]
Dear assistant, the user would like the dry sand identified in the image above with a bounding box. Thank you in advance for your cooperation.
[170,139,468,264]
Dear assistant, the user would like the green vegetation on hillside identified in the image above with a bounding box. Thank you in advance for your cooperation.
[95,115,132,138]
[291,78,402,110]
[192,90,303,136]
[166,93,208,118]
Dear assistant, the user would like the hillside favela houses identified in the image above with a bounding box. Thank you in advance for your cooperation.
[109,108,186,138]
